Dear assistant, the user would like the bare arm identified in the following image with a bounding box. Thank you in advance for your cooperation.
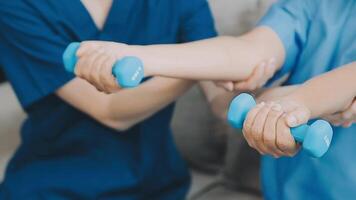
[130,27,285,80]
[75,26,285,92]
[257,85,299,102]
[285,62,356,118]
[57,77,194,131]
[199,81,236,120]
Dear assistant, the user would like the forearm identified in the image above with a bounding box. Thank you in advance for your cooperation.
[257,85,300,103]
[105,77,194,129]
[284,62,356,118]
[131,27,285,81]
[57,78,194,131]
[199,81,237,120]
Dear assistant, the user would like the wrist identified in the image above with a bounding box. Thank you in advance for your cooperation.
[113,43,155,77]
[283,93,312,117]
[123,45,157,77]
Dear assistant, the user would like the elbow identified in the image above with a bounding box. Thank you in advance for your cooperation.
[114,124,134,132]
[97,102,136,131]
[86,98,137,131]
[102,118,135,132]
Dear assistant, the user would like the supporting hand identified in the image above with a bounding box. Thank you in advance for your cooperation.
[215,58,276,92]
[323,98,356,128]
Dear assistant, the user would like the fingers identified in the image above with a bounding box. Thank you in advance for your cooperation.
[99,54,120,93]
[91,51,112,92]
[234,61,266,91]
[342,121,353,128]
[263,58,277,85]
[234,57,277,91]
[262,104,285,157]
[340,107,355,127]
[73,41,124,93]
[77,41,100,57]
[285,106,311,127]
[75,49,100,80]
[243,102,265,150]
[243,101,300,158]
[215,81,234,91]
[75,47,118,93]
[250,102,274,154]
[341,100,356,121]
[323,113,344,126]
[276,114,298,156]
[323,100,356,127]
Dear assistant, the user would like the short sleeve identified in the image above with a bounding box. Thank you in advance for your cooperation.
[0,2,73,108]
[178,0,217,42]
[258,0,316,81]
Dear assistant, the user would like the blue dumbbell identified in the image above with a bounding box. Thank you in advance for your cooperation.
[227,93,333,158]
[62,42,144,88]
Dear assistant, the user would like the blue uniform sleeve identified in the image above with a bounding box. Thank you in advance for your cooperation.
[0,2,73,108]
[258,0,317,82]
[178,0,217,42]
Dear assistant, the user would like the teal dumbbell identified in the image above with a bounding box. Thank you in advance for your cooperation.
[62,42,144,88]
[227,93,333,157]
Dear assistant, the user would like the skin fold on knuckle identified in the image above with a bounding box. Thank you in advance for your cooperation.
[88,68,98,84]
[251,124,262,141]
[263,134,276,153]
[100,77,112,92]
[276,139,293,155]
[92,63,104,87]
[265,143,284,158]
[257,142,270,155]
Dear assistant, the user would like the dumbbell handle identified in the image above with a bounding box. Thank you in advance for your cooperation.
[227,93,333,157]
[62,42,144,88]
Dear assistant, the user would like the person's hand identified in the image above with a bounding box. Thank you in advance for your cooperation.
[242,98,311,158]
[215,58,277,92]
[323,98,356,128]
[74,41,129,93]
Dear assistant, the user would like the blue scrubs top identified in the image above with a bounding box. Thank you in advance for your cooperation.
[0,0,216,199]
[258,0,356,199]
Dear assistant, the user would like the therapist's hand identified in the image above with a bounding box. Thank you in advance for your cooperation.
[323,98,356,128]
[75,41,129,93]
[215,58,276,92]
[242,97,311,158]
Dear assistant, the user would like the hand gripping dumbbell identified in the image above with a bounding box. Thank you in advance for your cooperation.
[227,93,333,157]
[62,42,144,88]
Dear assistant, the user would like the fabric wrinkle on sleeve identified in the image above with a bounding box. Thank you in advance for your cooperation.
[257,0,315,83]
[0,2,74,108]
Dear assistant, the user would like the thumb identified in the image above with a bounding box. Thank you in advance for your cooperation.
[285,107,311,127]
